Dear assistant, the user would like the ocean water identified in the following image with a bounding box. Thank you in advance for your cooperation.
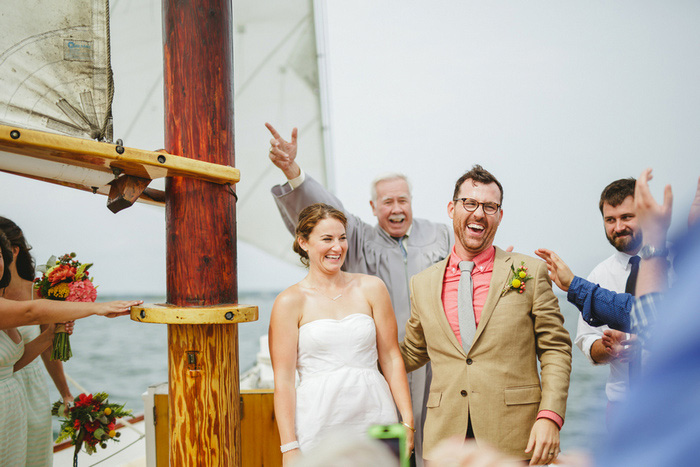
[48,292,609,453]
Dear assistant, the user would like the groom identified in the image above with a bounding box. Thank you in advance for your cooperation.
[400,165,572,464]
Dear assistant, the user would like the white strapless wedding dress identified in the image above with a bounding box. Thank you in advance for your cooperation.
[295,313,398,452]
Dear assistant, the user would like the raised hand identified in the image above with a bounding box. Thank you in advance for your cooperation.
[265,122,300,180]
[688,176,700,228]
[634,168,672,247]
[534,248,574,292]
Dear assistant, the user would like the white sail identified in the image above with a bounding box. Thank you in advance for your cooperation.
[233,0,331,265]
[0,0,331,266]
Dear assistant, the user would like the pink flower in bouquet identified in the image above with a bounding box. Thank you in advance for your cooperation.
[47,264,76,285]
[67,280,97,303]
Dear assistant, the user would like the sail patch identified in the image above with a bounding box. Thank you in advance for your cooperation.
[64,40,93,62]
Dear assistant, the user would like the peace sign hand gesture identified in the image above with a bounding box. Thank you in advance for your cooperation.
[265,122,300,180]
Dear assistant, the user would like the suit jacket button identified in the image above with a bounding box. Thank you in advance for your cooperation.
[466,358,473,365]
[460,390,467,397]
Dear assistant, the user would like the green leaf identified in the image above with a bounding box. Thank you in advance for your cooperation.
[55,430,71,444]
[75,262,93,280]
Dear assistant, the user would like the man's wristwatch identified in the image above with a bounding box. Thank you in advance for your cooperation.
[638,244,669,260]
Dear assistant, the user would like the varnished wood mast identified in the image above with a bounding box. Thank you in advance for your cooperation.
[162,0,245,465]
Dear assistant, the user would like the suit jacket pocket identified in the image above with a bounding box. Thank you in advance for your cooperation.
[426,392,442,408]
[504,385,541,406]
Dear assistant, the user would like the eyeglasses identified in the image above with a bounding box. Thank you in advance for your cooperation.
[453,198,501,215]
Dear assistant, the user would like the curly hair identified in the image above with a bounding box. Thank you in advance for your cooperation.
[453,164,504,204]
[293,203,347,267]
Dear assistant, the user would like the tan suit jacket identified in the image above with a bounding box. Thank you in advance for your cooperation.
[400,247,572,460]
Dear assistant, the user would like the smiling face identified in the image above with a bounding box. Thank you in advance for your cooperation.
[297,217,348,273]
[448,179,503,260]
[602,196,642,254]
[370,178,413,238]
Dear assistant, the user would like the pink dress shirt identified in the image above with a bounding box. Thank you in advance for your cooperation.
[441,246,494,345]
[440,245,563,429]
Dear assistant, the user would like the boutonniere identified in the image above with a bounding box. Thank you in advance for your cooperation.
[501,261,533,296]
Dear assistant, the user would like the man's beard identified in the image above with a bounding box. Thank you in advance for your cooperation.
[607,228,642,253]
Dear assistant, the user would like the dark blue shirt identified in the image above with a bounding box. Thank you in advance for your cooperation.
[567,276,633,332]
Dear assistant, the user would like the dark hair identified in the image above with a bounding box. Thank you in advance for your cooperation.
[0,231,12,288]
[293,203,347,267]
[0,217,35,281]
[599,178,636,214]
[453,164,504,204]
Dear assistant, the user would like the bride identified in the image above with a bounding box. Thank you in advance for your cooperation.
[269,203,414,465]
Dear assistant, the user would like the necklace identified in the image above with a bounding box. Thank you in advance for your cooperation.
[311,287,343,301]
[307,281,346,301]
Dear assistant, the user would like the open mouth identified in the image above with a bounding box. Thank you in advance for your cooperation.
[325,254,341,260]
[467,223,485,235]
[388,214,405,225]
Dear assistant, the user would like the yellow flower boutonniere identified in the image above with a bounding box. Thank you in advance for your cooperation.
[501,261,533,296]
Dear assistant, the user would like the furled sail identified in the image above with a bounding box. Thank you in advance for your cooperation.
[0,0,113,140]
[0,0,331,264]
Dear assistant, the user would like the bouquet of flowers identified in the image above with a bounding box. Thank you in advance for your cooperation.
[34,253,97,361]
[52,393,132,464]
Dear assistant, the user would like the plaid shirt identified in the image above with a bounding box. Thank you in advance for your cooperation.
[630,293,662,347]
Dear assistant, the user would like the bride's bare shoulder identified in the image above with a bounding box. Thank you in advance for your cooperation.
[273,282,308,309]
[348,273,387,295]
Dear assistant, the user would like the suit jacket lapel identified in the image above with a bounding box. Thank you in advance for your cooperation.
[472,247,513,345]
[428,258,466,356]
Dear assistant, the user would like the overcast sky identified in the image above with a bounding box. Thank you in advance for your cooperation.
[2,1,699,296]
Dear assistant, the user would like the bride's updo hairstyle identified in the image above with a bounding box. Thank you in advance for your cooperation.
[293,203,347,267]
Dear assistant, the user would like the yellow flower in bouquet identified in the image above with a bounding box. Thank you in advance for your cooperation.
[48,283,71,299]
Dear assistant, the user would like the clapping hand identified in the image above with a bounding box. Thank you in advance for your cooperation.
[602,329,637,362]
[688,176,700,228]
[635,168,672,247]
[534,248,574,292]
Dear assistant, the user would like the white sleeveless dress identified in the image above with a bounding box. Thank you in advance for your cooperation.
[16,326,52,467]
[0,331,28,467]
[295,313,397,452]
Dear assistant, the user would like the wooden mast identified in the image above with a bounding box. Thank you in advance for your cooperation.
[162,0,241,464]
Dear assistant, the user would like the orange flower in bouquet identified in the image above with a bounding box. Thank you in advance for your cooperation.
[34,253,96,361]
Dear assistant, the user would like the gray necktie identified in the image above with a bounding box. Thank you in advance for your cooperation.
[458,261,476,354]
[398,236,408,262]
